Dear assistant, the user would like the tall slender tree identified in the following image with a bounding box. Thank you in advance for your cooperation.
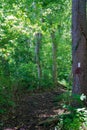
[35,33,42,87]
[72,0,87,99]
[51,31,58,87]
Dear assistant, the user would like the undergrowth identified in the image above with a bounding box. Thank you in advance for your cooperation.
[55,92,87,130]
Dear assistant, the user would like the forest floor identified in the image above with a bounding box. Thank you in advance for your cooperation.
[2,85,67,130]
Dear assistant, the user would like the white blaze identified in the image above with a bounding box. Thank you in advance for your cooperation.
[78,62,81,68]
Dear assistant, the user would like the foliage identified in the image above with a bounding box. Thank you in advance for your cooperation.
[0,0,71,86]
[55,108,87,130]
[0,0,71,114]
[0,75,14,114]
[55,93,87,130]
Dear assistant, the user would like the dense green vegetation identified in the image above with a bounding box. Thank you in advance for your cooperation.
[1,1,87,130]
[0,0,72,113]
[0,0,75,129]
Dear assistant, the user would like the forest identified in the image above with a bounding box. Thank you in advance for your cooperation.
[1,0,87,130]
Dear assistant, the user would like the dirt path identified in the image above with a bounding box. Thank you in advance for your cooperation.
[3,88,66,130]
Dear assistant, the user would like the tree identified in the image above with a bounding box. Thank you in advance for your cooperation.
[35,33,42,87]
[72,0,87,100]
[0,0,71,87]
[51,30,58,87]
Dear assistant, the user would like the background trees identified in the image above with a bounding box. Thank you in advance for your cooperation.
[0,0,71,113]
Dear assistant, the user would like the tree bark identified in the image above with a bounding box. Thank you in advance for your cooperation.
[51,31,57,87]
[72,0,87,104]
[35,33,42,87]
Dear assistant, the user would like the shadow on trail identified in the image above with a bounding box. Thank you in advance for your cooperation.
[3,88,66,130]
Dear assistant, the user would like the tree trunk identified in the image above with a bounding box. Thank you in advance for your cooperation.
[72,0,87,104]
[51,31,57,87]
[35,33,42,87]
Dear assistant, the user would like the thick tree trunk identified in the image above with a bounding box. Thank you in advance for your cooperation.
[51,31,57,87]
[35,33,42,86]
[72,0,87,102]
